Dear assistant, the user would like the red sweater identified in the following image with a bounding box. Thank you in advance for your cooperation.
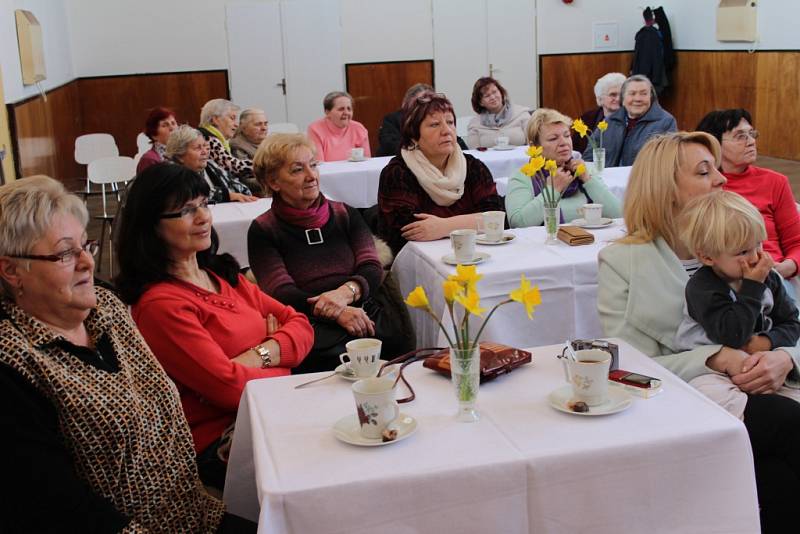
[132,272,313,452]
[723,165,800,275]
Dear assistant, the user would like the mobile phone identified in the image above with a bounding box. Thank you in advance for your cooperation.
[608,369,662,390]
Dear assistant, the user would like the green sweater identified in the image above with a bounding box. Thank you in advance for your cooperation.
[505,170,622,228]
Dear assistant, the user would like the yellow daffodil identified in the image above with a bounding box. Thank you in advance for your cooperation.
[509,275,542,319]
[448,264,483,292]
[572,118,589,138]
[521,155,545,177]
[405,286,430,310]
[454,289,486,317]
[597,120,608,132]
[544,159,558,175]
[575,163,586,177]
[526,145,543,158]
[442,280,461,303]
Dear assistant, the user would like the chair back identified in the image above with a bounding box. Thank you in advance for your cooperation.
[269,122,300,134]
[136,132,152,155]
[456,116,473,138]
[88,156,136,186]
[74,133,119,164]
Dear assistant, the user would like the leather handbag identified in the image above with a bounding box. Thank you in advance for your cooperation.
[423,342,533,383]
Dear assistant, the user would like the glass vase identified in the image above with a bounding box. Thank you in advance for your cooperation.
[450,346,480,422]
[544,205,560,245]
[592,147,606,176]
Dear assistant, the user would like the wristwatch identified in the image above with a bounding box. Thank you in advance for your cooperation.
[254,344,272,368]
[344,281,358,302]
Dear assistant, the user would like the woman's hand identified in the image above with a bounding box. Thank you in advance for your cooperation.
[730,349,794,394]
[230,192,259,202]
[706,345,749,375]
[775,258,797,279]
[336,306,375,337]
[401,213,451,242]
[742,334,772,354]
[307,288,351,319]
[551,167,575,193]
[565,159,589,184]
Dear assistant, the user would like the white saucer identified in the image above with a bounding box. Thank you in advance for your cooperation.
[347,157,368,162]
[442,252,490,266]
[334,359,394,382]
[547,384,632,416]
[491,145,515,151]
[568,217,614,229]
[333,413,417,447]
[476,233,516,245]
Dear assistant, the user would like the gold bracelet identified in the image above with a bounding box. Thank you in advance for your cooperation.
[344,282,358,302]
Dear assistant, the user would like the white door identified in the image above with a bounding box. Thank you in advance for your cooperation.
[281,0,344,132]
[226,2,288,122]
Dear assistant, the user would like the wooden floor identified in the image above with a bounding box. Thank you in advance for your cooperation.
[86,155,800,281]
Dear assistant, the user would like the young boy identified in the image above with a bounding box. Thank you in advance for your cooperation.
[675,190,800,417]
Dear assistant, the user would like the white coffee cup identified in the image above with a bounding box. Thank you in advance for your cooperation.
[339,338,382,378]
[352,376,399,439]
[579,203,603,224]
[496,136,510,148]
[350,147,365,160]
[479,211,505,242]
[450,229,477,263]
[561,348,611,406]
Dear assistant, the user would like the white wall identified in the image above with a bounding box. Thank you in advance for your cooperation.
[536,0,799,55]
[0,0,74,103]
[340,0,433,63]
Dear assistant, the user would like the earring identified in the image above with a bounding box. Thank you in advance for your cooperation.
[16,284,23,298]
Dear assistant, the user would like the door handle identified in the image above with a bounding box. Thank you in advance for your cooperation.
[276,78,287,95]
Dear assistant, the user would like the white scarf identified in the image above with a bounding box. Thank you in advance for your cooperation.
[401,146,467,207]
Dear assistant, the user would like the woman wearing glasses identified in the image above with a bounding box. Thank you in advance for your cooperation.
[115,163,313,492]
[697,109,800,289]
[0,176,259,532]
[377,91,503,255]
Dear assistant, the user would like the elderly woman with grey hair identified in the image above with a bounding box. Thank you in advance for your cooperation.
[583,74,677,167]
[199,98,255,180]
[572,72,626,153]
[307,90,371,161]
[230,108,270,196]
[167,125,257,203]
[0,176,257,532]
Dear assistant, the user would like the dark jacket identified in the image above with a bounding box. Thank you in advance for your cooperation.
[583,102,676,167]
[632,26,668,94]
[377,110,468,157]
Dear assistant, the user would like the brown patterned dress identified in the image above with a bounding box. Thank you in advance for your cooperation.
[0,287,225,533]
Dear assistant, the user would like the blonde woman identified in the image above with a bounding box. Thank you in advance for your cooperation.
[505,108,621,227]
[598,131,800,532]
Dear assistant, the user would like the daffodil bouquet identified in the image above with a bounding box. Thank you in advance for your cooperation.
[405,265,541,352]
[520,145,561,209]
[571,118,608,152]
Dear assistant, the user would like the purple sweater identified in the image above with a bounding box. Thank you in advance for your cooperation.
[247,201,382,315]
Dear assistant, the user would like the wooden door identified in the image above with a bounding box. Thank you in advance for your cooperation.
[346,60,434,155]
[0,65,18,183]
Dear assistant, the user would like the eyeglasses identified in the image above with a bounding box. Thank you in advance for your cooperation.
[415,92,448,104]
[159,199,210,219]
[13,240,99,265]
[724,130,759,143]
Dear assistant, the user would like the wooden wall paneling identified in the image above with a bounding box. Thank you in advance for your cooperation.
[77,71,230,158]
[11,89,58,181]
[48,82,83,188]
[539,52,632,120]
[346,60,434,154]
[754,52,800,160]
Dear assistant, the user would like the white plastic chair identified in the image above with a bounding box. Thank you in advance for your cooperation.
[75,134,119,193]
[136,132,151,155]
[87,156,136,274]
[269,122,300,134]
[456,116,473,139]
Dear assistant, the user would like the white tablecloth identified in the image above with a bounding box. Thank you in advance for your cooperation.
[224,339,759,534]
[393,222,627,349]
[318,147,530,208]
[210,198,271,267]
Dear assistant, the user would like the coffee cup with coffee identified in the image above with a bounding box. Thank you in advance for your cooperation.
[339,338,382,378]
[561,348,611,406]
[352,376,399,439]
[450,229,477,263]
